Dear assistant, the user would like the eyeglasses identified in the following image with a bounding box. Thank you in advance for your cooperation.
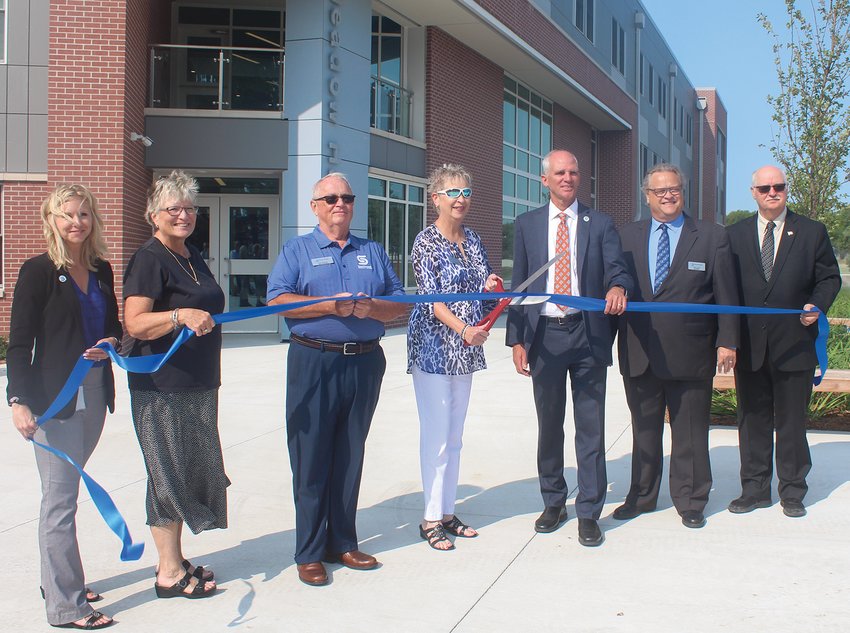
[752,183,786,194]
[436,188,472,199]
[160,206,199,217]
[646,187,682,198]
[313,194,356,205]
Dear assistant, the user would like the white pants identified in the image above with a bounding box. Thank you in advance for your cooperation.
[412,366,473,522]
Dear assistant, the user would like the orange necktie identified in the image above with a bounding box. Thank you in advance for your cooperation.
[554,212,571,310]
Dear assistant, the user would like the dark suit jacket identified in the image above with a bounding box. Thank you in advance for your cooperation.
[618,214,739,380]
[505,202,632,365]
[6,253,122,418]
[727,211,840,372]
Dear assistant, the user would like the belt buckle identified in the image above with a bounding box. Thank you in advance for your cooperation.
[342,342,357,355]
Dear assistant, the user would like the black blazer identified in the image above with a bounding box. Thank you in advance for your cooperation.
[6,253,122,418]
[727,211,840,372]
[618,214,740,380]
[505,201,633,365]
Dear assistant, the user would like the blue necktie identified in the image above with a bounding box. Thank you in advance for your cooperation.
[654,223,669,293]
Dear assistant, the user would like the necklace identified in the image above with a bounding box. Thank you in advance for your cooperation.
[161,242,200,285]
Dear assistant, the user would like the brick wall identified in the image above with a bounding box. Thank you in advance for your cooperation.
[424,27,503,271]
[552,104,593,204]
[597,130,634,227]
[697,89,724,224]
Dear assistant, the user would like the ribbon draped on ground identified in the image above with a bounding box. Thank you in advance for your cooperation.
[28,292,828,561]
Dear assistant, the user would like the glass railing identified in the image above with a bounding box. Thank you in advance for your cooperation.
[149,44,284,112]
[370,76,412,137]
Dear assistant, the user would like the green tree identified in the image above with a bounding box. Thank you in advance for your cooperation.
[759,0,850,219]
[724,209,756,225]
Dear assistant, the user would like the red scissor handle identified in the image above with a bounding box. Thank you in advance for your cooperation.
[473,280,509,332]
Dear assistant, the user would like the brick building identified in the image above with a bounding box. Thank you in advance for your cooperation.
[0,0,727,337]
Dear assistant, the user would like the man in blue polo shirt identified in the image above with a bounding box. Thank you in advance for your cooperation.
[267,172,406,586]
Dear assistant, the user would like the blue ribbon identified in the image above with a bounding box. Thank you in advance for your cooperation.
[28,292,828,561]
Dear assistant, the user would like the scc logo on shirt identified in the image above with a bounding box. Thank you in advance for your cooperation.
[357,255,372,270]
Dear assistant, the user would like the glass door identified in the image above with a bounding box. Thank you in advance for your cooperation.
[190,194,280,333]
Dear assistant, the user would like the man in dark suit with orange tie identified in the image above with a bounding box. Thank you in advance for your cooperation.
[726,165,840,518]
[506,149,632,546]
[616,163,739,529]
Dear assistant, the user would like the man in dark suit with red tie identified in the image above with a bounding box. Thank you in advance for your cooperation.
[726,165,840,518]
[616,163,739,529]
[506,149,632,546]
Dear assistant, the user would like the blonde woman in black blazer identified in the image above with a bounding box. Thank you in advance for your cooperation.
[7,184,121,630]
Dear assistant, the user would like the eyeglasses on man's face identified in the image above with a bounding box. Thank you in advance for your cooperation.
[752,183,786,194]
[160,205,199,217]
[313,194,356,205]
[646,186,682,198]
[436,188,472,199]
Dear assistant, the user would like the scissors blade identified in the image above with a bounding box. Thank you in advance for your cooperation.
[508,252,564,305]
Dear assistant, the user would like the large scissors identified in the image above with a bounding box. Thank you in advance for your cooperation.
[474,252,564,332]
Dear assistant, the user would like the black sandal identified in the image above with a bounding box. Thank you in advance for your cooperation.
[53,610,114,629]
[154,570,216,599]
[442,515,478,538]
[182,559,214,582]
[419,523,455,550]
[41,587,103,603]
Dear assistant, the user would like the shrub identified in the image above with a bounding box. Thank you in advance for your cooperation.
[0,336,6,361]
[828,288,850,318]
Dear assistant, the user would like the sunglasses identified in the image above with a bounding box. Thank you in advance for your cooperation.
[437,188,472,199]
[753,183,786,194]
[160,206,199,217]
[313,194,356,205]
[646,187,682,198]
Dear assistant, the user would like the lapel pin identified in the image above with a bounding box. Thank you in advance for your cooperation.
[787,231,794,236]
[583,216,589,222]
[58,275,67,282]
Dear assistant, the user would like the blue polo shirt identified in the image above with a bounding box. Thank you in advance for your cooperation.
[266,226,405,341]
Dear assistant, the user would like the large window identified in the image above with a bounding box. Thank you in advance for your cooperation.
[611,19,625,75]
[367,175,425,287]
[657,77,667,118]
[574,0,594,42]
[370,15,411,136]
[502,76,552,282]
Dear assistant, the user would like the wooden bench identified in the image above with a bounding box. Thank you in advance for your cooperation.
[714,369,850,393]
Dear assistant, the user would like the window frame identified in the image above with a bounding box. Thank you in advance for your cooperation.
[0,0,6,64]
[367,173,425,289]
[574,0,595,43]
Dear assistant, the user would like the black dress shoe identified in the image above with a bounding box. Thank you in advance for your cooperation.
[535,506,567,533]
[680,510,706,529]
[577,518,603,547]
[781,499,806,518]
[612,503,644,520]
[727,495,771,514]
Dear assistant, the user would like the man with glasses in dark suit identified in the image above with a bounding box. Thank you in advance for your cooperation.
[616,163,739,529]
[726,165,840,519]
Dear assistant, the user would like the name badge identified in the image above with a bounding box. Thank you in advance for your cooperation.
[688,261,706,271]
[311,256,334,266]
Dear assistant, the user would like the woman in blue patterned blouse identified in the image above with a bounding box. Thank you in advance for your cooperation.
[407,164,501,551]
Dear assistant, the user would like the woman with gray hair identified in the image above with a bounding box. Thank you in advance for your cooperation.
[7,184,121,629]
[123,170,226,599]
[407,163,501,550]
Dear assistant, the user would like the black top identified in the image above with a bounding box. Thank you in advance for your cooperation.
[123,237,225,392]
[6,254,122,418]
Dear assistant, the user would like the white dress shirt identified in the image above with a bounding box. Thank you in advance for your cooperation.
[757,207,787,265]
[543,199,580,316]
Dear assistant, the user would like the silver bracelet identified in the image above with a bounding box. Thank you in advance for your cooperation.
[460,324,470,340]
[171,308,180,331]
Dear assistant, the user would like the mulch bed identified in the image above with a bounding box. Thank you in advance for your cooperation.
[712,415,850,432]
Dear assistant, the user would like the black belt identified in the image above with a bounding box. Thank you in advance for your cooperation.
[542,314,583,326]
[290,333,380,355]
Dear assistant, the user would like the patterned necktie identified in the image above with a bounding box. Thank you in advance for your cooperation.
[761,220,776,280]
[654,223,669,294]
[554,212,571,310]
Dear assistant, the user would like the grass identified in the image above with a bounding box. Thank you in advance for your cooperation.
[828,288,850,318]
[710,389,850,421]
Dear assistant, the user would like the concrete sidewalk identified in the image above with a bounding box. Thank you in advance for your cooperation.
[1,323,849,632]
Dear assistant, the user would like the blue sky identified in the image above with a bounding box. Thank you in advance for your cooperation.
[641,0,784,213]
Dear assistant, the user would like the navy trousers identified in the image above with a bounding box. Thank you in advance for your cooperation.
[286,342,386,564]
[529,317,608,519]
